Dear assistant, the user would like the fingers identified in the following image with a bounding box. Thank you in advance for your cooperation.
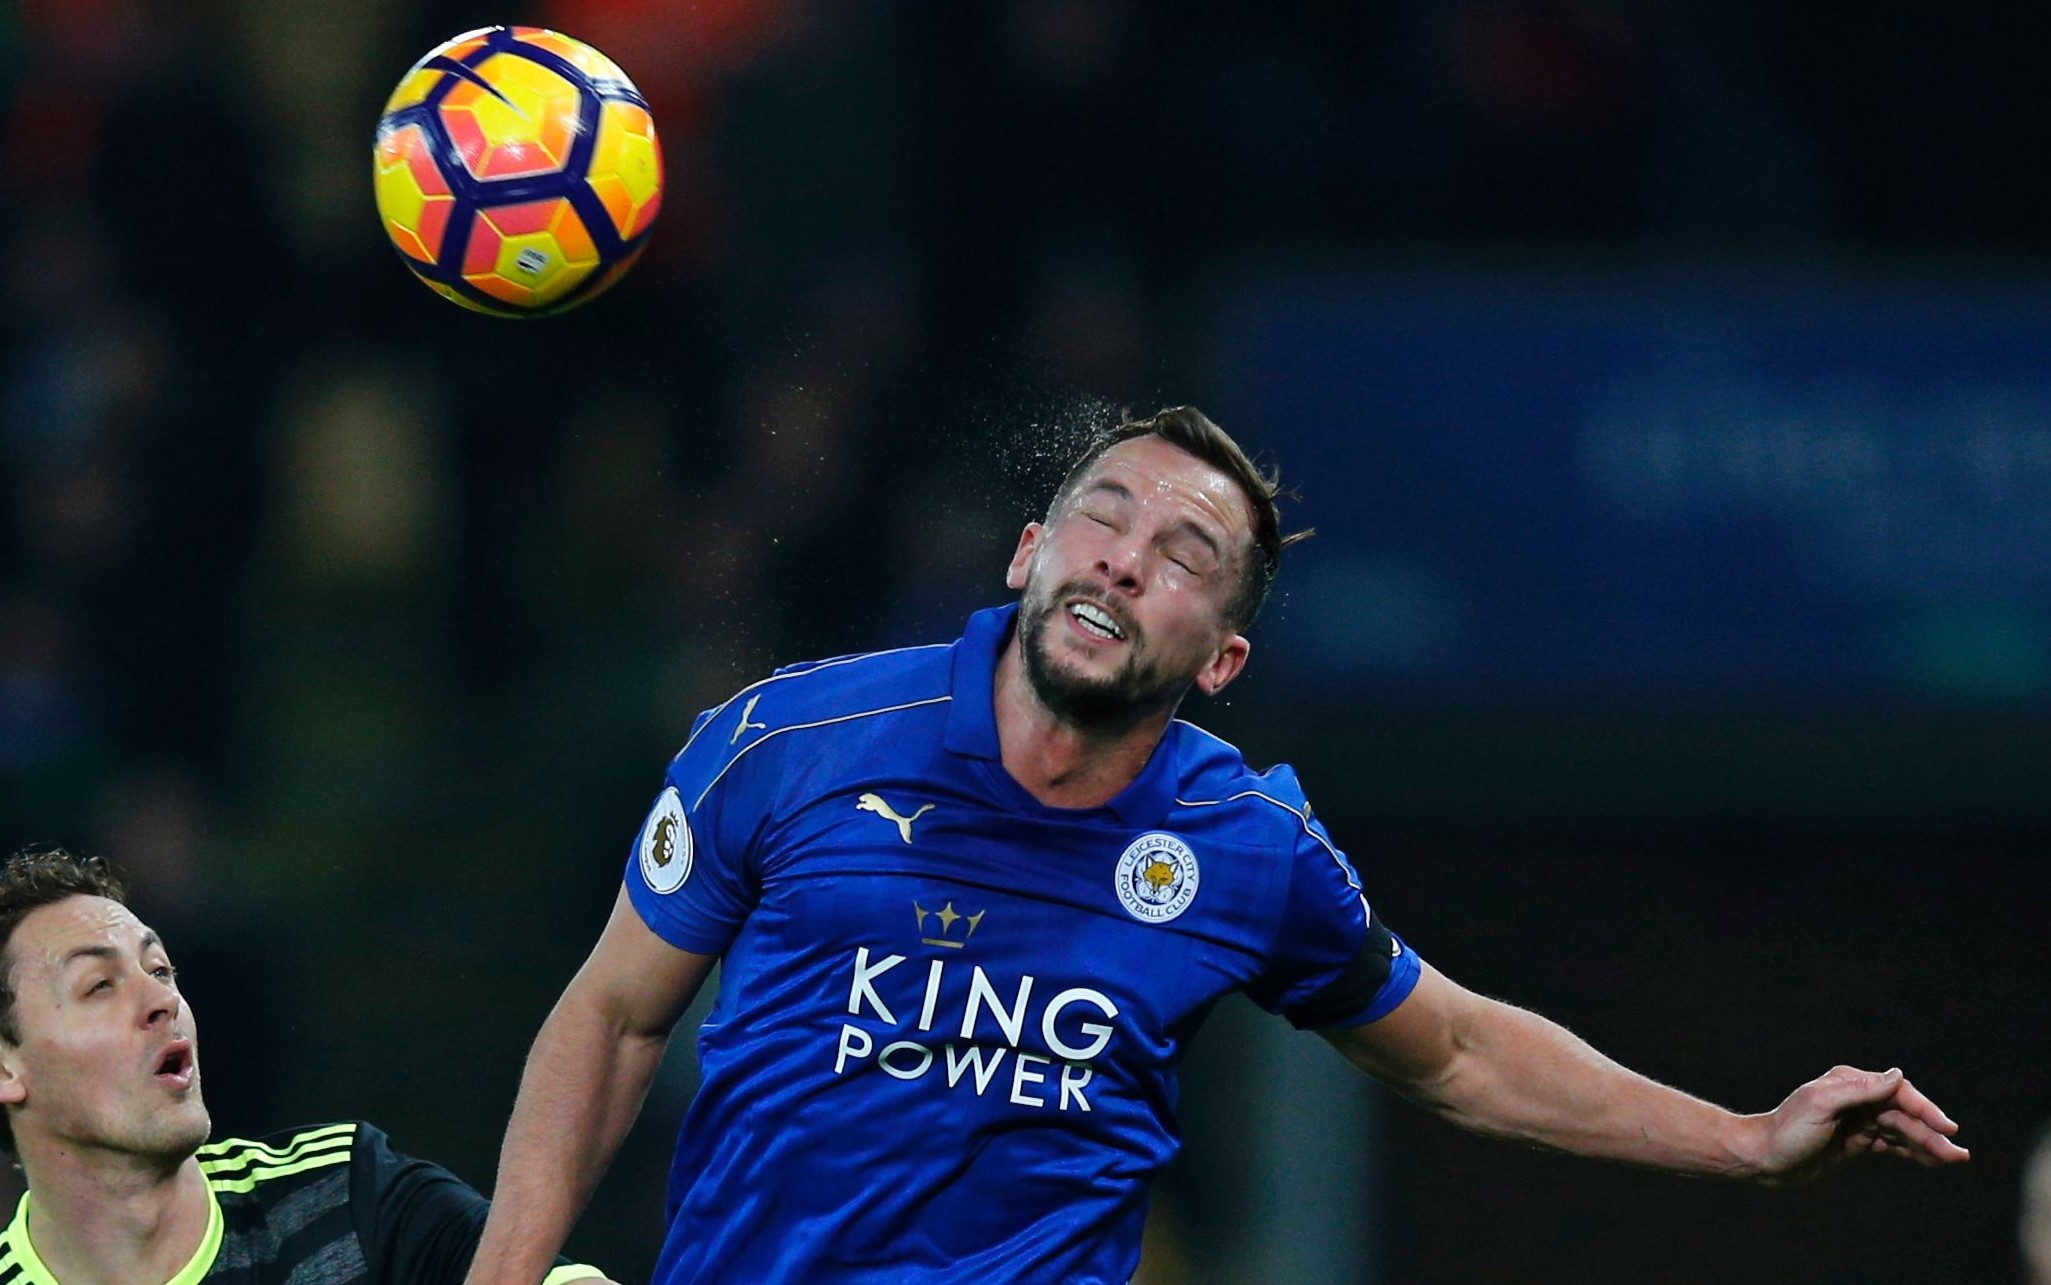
[1792,1064,1970,1171]
[1884,1071,1962,1136]
[1869,1134,1938,1167]
[1807,1065,1960,1133]
[1836,1101,1970,1168]
[1871,1106,1972,1164]
[1864,1134,1939,1167]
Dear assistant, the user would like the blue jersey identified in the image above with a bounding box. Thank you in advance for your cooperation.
[625,604,1422,1284]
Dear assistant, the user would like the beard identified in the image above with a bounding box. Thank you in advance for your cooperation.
[130,1097,211,1166]
[113,1066,211,1166]
[40,1081,210,1173]
[1017,580,1194,730]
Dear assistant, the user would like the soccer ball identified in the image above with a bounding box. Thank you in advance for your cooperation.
[372,27,663,316]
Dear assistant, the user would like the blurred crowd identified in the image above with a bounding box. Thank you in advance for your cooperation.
[3,2,2047,1280]
[7,0,2034,906]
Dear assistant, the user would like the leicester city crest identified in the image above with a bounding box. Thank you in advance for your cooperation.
[638,786,693,894]
[1114,832,1200,924]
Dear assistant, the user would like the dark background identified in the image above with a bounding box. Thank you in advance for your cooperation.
[2,1,2043,1281]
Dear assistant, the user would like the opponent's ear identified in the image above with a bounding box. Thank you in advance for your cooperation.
[1005,523,1044,592]
[1193,633,1250,696]
[0,1040,26,1109]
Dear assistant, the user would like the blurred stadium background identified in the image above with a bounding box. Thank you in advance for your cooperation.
[3,1,2047,1281]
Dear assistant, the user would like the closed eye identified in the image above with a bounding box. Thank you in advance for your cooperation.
[1162,544,1215,576]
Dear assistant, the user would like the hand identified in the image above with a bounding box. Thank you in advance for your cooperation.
[1748,1065,1969,1184]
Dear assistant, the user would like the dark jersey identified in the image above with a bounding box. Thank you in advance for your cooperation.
[0,1122,599,1285]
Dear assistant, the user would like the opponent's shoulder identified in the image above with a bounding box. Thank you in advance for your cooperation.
[685,641,956,754]
[197,1120,363,1199]
[1166,719,1319,839]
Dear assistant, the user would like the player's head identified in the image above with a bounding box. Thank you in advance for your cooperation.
[1006,406,1305,727]
[1046,408,1299,633]
[2026,1119,2051,1284]
[0,845,207,1170]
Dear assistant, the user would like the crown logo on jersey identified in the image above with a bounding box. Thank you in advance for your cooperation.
[913,900,984,949]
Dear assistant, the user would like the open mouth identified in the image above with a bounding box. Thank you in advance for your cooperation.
[153,1041,194,1089]
[1066,600,1127,642]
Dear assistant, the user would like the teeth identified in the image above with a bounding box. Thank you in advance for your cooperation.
[1069,602,1124,639]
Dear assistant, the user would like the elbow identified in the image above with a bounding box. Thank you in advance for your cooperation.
[1403,1051,1479,1124]
[1394,1003,1500,1127]
[554,971,678,1050]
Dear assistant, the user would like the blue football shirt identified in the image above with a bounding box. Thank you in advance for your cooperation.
[625,604,1421,1284]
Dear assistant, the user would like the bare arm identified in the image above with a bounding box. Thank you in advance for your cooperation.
[463,887,717,1285]
[1323,962,1968,1181]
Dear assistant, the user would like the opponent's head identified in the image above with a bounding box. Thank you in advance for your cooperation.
[0,846,207,1169]
[1006,406,1306,728]
[2026,1119,2051,1284]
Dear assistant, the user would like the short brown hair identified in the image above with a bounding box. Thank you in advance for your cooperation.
[1048,406,1309,630]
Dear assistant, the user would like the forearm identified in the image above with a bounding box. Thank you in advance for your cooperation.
[465,984,670,1285]
[1411,995,1762,1177]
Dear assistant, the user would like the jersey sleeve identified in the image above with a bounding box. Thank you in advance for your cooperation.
[623,696,781,955]
[349,1122,603,1285]
[1243,809,1422,1029]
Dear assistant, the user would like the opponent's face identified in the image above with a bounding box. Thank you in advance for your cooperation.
[0,895,208,1165]
[1006,435,1253,726]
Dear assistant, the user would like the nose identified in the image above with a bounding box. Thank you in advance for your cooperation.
[143,973,181,1028]
[1096,532,1146,593]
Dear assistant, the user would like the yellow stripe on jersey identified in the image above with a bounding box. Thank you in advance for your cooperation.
[203,1147,354,1195]
[200,1123,357,1194]
[198,1121,356,1163]
[199,1123,355,1173]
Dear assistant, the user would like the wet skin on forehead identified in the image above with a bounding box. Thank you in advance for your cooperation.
[1060,437,1256,579]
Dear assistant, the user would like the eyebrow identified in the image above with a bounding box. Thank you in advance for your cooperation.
[60,931,159,969]
[1077,480,1228,562]
[1168,519,1223,561]
[1077,479,1133,505]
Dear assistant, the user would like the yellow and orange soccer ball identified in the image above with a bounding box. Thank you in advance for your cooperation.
[372,27,663,316]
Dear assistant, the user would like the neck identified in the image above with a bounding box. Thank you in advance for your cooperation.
[17,1142,210,1285]
[993,636,1176,809]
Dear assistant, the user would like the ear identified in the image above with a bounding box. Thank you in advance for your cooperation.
[1193,633,1251,697]
[1005,522,1044,592]
[0,1041,26,1110]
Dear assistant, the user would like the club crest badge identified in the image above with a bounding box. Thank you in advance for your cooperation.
[638,786,693,894]
[1114,832,1200,924]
